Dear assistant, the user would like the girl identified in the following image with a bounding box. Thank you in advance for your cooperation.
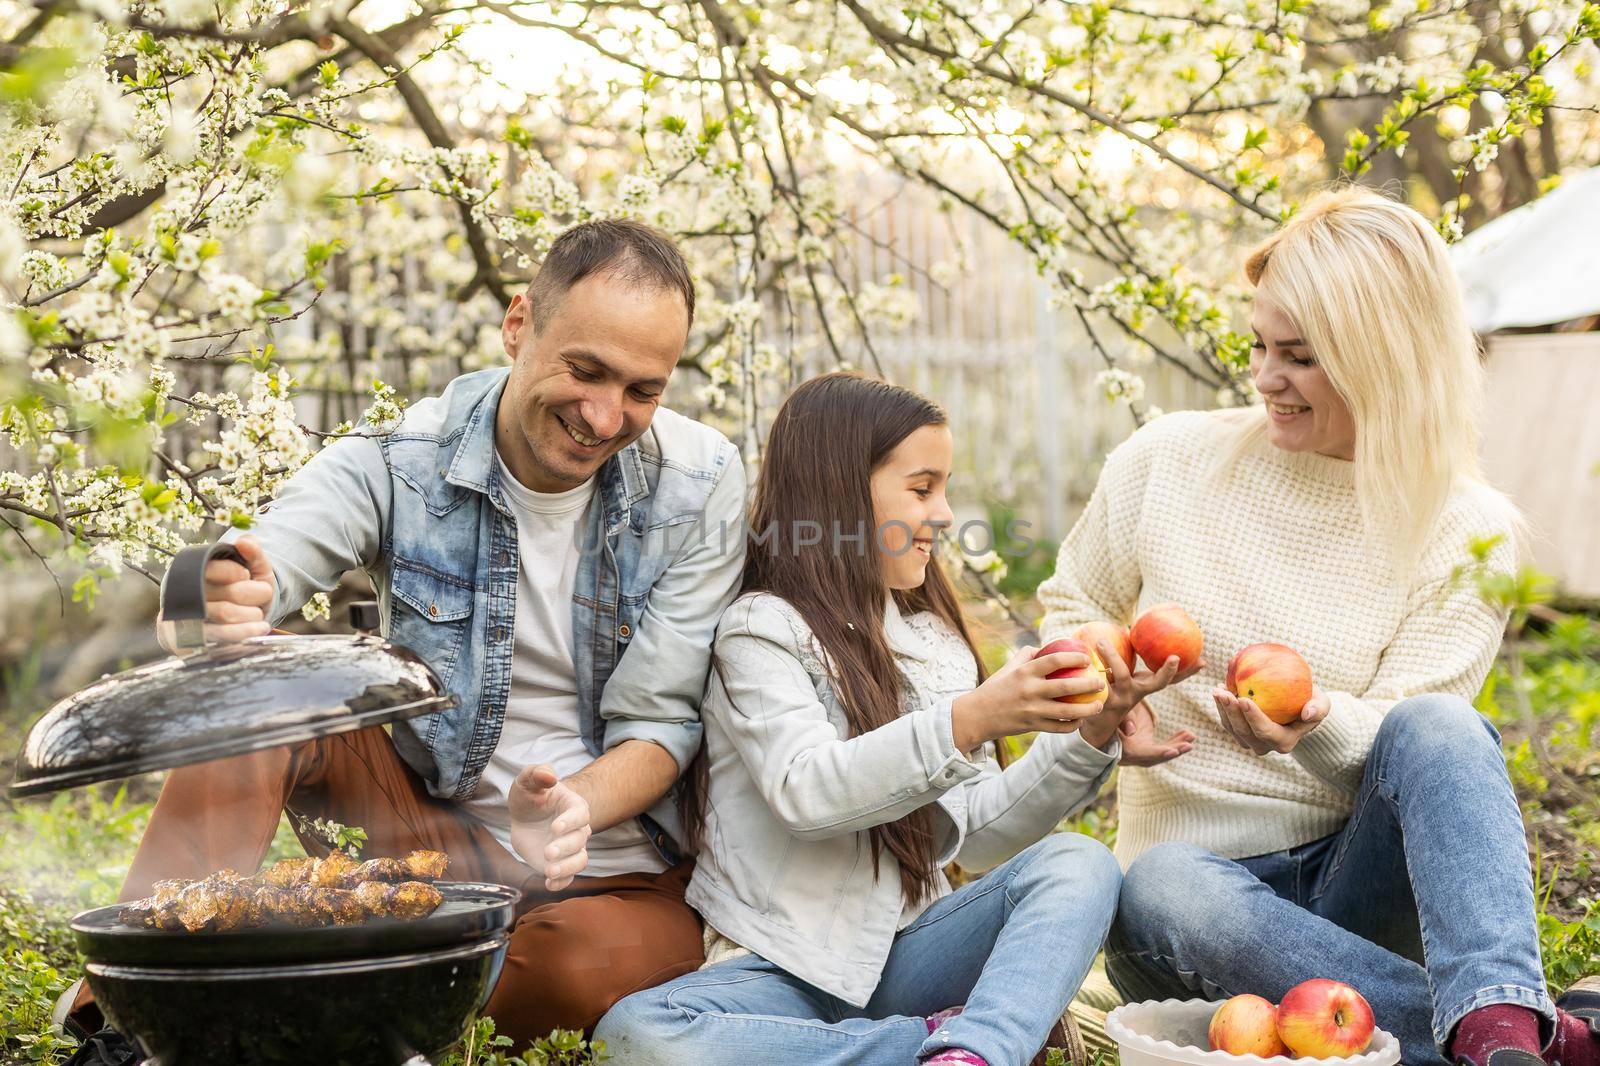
[598,372,1193,1065]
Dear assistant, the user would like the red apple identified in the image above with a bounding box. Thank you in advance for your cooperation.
[1075,620,1136,675]
[1277,979,1375,1058]
[1209,994,1291,1058]
[1228,643,1315,725]
[1033,637,1106,705]
[1129,604,1204,673]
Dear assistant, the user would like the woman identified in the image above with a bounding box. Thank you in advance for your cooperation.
[597,373,1193,1065]
[1037,187,1600,1066]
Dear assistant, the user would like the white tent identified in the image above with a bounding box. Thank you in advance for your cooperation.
[1449,168,1600,601]
[1451,167,1600,333]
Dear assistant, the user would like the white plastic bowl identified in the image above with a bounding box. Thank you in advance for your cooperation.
[1105,999,1402,1066]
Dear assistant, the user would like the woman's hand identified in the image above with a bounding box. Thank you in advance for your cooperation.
[1213,687,1331,755]
[1075,640,1203,752]
[1093,640,1203,717]
[1114,701,1198,765]
[951,646,1107,753]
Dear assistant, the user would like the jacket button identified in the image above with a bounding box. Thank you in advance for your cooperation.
[618,624,632,638]
[428,603,438,617]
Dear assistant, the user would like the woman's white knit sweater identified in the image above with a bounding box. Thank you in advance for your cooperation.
[1038,408,1517,866]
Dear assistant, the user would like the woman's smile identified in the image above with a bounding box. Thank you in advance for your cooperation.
[1268,401,1311,422]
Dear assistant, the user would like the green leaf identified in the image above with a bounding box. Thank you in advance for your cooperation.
[504,120,535,150]
[71,571,101,610]
[0,46,77,106]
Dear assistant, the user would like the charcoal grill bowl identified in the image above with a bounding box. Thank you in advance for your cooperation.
[84,934,508,1066]
[72,881,520,1065]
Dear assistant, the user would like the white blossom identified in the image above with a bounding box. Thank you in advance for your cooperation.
[1096,368,1146,405]
[212,274,262,319]
[0,0,1587,606]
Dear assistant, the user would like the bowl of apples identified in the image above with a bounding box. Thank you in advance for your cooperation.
[1105,980,1401,1066]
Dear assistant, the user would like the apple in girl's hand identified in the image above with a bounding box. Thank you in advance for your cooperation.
[1277,979,1375,1058]
[1209,994,1291,1058]
[1129,604,1203,672]
[1033,637,1106,704]
[1075,621,1135,674]
[1227,643,1315,725]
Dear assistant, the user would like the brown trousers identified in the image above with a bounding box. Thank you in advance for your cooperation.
[77,727,704,1046]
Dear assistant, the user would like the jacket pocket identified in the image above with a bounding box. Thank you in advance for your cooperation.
[388,559,475,680]
[391,559,474,621]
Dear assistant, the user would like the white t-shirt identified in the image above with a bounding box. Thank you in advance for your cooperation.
[459,451,668,878]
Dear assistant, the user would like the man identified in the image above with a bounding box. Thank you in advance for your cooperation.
[68,219,747,1047]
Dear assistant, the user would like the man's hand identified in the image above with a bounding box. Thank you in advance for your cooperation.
[508,764,592,892]
[1116,701,1198,766]
[156,534,276,650]
[1213,687,1331,755]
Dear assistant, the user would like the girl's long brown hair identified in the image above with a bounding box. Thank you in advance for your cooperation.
[684,371,989,907]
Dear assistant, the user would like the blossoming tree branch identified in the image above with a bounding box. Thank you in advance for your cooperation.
[1,0,1597,610]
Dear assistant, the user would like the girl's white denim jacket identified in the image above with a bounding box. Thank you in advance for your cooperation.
[685,590,1121,1007]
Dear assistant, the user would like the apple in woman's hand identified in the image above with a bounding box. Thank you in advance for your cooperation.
[1277,979,1375,1058]
[1209,994,1291,1058]
[1227,643,1315,725]
[1033,637,1106,704]
[1130,604,1204,672]
[1075,620,1135,674]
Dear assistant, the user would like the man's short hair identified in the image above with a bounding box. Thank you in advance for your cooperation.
[527,219,695,332]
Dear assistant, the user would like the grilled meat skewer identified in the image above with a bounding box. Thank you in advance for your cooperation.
[116,850,450,930]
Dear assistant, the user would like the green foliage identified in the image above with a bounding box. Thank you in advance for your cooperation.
[1062,801,1119,851]
[0,942,76,1063]
[439,1016,607,1066]
[1537,894,1600,996]
[1,888,79,1063]
[986,500,1062,603]
[0,780,151,1063]
[1044,1048,1117,1066]
[0,46,76,107]
[1475,613,1600,768]
[1500,736,1551,796]
[1467,571,1600,993]
[1461,536,1557,627]
[0,785,151,914]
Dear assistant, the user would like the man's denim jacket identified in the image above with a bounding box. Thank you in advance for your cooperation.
[238,367,747,862]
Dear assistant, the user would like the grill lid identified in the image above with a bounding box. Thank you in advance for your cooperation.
[9,542,457,798]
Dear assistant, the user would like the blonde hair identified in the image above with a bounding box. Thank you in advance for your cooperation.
[1235,186,1511,573]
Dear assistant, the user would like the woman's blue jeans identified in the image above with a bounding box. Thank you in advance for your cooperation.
[1107,693,1557,1066]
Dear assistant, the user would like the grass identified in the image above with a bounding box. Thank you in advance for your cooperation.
[1475,611,1600,985]
[0,785,147,1065]
[438,1018,607,1066]
[1,585,1595,1065]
